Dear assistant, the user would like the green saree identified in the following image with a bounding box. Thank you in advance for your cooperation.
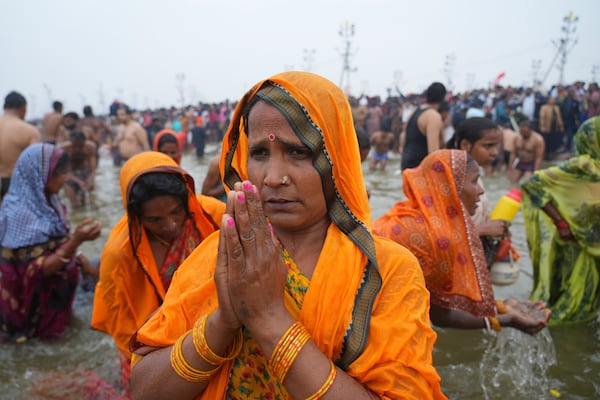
[521,116,600,324]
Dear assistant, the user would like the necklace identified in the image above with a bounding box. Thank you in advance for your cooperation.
[150,232,172,247]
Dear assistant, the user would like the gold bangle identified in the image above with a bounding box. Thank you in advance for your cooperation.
[170,330,221,382]
[490,316,502,332]
[268,321,311,383]
[192,314,243,366]
[496,300,506,314]
[306,359,337,400]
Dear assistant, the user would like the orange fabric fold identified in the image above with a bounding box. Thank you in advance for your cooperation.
[91,151,224,356]
[134,73,445,399]
[373,150,496,318]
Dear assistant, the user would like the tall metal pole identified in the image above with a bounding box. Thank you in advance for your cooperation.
[338,22,357,95]
[303,48,316,72]
[542,11,578,86]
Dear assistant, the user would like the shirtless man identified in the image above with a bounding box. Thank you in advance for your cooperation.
[400,82,447,170]
[80,105,113,147]
[112,105,149,165]
[507,121,545,183]
[61,131,97,208]
[0,92,41,202]
[201,154,226,202]
[369,129,395,171]
[41,101,64,144]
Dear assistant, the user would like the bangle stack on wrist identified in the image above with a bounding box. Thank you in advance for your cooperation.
[169,313,243,383]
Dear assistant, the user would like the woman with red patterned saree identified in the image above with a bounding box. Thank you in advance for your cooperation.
[373,149,550,335]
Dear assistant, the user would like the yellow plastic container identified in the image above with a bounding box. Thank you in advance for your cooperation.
[490,188,522,221]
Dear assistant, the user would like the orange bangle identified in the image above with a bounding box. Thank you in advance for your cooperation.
[496,300,506,314]
[170,330,221,382]
[192,313,243,366]
[268,321,311,383]
[489,316,502,332]
[306,359,337,400]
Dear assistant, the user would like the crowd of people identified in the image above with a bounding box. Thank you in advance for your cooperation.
[0,72,598,398]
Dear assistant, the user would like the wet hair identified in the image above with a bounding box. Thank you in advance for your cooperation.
[120,104,132,115]
[4,91,26,109]
[446,117,498,149]
[52,151,70,177]
[127,172,190,219]
[356,127,370,150]
[438,100,450,114]
[425,82,447,104]
[519,120,534,129]
[157,133,179,149]
[53,101,63,112]
[83,105,93,117]
[70,130,86,142]
[64,111,79,120]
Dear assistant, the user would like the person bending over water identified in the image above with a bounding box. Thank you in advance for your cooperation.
[0,143,101,343]
[373,150,551,334]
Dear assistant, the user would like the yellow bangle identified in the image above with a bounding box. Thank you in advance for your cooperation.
[170,330,221,382]
[496,300,506,314]
[490,316,502,332]
[268,321,311,383]
[306,359,337,400]
[192,313,243,366]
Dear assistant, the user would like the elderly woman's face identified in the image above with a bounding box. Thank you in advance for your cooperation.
[246,100,329,232]
[459,162,484,216]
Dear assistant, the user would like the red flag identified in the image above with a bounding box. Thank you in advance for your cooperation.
[493,72,506,86]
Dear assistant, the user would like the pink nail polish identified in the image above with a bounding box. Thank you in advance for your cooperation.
[243,182,252,191]
[252,185,258,194]
[237,193,245,202]
[227,218,234,227]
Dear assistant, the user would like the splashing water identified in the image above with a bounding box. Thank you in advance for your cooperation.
[480,328,556,399]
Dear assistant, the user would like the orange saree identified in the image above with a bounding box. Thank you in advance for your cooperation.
[91,152,224,369]
[373,150,496,318]
[133,73,445,399]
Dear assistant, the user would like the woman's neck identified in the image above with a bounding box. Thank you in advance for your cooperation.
[275,221,329,279]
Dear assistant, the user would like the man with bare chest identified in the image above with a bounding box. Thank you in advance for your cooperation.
[61,131,97,208]
[369,130,395,171]
[112,105,149,165]
[507,121,545,183]
[0,92,41,203]
[41,101,64,144]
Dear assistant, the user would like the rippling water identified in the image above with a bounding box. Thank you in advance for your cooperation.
[1,148,598,399]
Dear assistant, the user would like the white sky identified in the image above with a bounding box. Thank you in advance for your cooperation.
[1,0,598,119]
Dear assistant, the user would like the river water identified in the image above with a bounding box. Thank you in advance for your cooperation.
[1,147,598,399]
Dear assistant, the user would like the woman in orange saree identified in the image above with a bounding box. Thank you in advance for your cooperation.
[373,149,550,335]
[91,151,224,394]
[130,72,446,399]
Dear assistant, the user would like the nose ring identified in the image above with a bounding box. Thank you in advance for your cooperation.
[281,175,289,185]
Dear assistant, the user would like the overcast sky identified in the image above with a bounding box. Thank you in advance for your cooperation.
[1,0,598,118]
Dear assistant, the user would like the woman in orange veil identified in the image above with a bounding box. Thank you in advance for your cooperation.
[130,72,446,399]
[373,149,550,334]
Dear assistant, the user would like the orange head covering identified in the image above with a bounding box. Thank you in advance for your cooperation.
[220,72,374,252]
[153,129,182,165]
[373,149,496,317]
